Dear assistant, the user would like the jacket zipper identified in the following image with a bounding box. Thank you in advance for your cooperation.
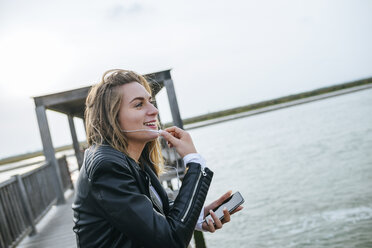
[181,167,207,222]
[148,180,165,215]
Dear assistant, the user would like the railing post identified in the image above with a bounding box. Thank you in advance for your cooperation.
[58,155,74,190]
[0,232,5,248]
[194,230,207,248]
[0,195,12,247]
[14,175,37,236]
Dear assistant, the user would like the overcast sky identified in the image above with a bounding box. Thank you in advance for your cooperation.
[0,0,371,159]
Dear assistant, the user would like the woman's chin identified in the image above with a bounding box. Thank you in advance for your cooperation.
[143,132,160,142]
[149,133,160,141]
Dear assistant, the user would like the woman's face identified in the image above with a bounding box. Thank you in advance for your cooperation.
[118,82,159,146]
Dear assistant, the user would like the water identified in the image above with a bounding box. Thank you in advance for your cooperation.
[189,89,372,248]
[0,150,78,183]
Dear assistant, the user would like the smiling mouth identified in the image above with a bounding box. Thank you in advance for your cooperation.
[144,121,157,127]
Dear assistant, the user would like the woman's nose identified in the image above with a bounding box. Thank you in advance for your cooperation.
[148,102,159,116]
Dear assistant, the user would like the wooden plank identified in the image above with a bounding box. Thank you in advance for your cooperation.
[17,196,76,248]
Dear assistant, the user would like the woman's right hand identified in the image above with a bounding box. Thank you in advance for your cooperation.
[202,191,243,232]
[160,126,197,158]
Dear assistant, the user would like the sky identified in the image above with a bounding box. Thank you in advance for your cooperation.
[0,0,371,159]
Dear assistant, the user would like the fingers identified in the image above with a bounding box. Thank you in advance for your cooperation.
[202,219,216,233]
[202,192,244,233]
[230,205,244,215]
[164,126,184,136]
[214,190,233,207]
[159,129,179,146]
[159,126,197,157]
[202,206,243,233]
[220,206,243,225]
[210,210,223,229]
[221,207,231,224]
[205,191,233,212]
[202,210,223,233]
[204,190,233,216]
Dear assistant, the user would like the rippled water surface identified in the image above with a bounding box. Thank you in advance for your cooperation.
[189,89,372,248]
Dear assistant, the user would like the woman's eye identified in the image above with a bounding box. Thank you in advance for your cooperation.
[135,102,143,108]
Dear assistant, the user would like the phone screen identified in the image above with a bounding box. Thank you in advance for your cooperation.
[204,191,244,224]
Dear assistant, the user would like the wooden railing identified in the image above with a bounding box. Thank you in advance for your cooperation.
[57,156,74,192]
[0,156,72,248]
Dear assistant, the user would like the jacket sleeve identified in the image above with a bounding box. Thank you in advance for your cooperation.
[91,160,213,248]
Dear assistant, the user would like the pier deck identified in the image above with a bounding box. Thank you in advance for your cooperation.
[17,195,76,248]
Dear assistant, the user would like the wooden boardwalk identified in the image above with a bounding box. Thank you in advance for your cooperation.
[17,195,76,248]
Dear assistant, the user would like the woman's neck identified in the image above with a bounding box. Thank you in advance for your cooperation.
[127,142,145,163]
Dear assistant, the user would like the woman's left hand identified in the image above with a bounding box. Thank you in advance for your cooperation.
[202,191,243,233]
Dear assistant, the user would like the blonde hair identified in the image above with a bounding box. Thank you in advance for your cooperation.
[85,69,163,176]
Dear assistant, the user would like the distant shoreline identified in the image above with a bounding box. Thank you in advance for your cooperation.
[169,76,372,128]
[183,83,372,130]
[1,76,371,165]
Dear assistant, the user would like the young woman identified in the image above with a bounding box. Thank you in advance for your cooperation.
[72,69,242,248]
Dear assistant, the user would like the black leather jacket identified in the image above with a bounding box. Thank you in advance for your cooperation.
[72,145,213,248]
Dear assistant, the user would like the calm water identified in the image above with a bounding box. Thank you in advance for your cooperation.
[189,89,372,248]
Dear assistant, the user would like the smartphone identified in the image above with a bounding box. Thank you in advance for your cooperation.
[204,191,244,224]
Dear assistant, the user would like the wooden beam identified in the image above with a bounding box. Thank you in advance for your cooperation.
[144,69,171,83]
[68,115,83,170]
[34,86,91,108]
[35,106,65,205]
[164,79,183,129]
